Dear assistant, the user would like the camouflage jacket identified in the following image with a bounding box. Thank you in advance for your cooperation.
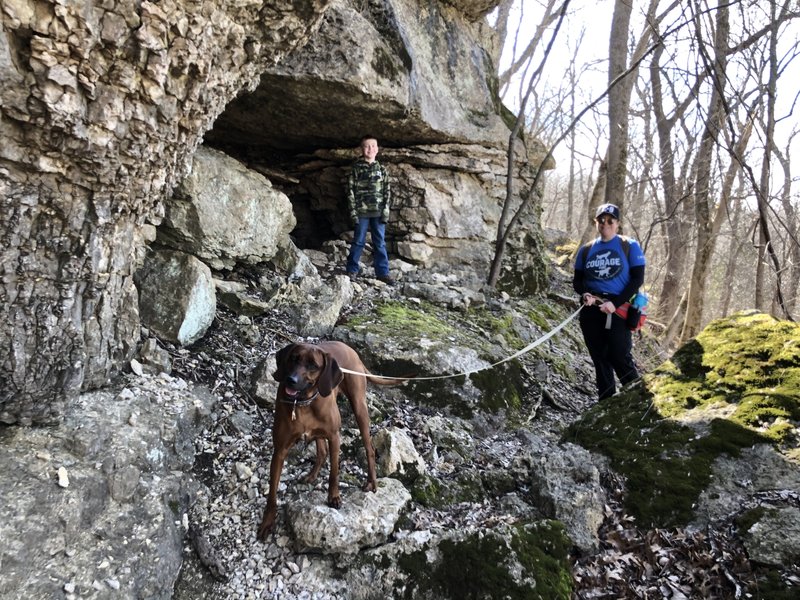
[347,159,391,223]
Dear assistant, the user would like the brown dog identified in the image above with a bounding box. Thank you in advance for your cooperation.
[257,341,401,539]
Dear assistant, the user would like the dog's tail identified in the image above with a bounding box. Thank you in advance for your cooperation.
[345,369,415,386]
[370,373,416,386]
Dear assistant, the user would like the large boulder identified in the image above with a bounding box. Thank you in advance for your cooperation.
[159,146,297,270]
[135,248,216,346]
[569,311,800,548]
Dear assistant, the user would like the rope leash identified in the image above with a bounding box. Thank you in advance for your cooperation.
[339,305,584,382]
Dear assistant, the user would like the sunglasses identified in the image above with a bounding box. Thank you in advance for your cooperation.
[596,216,617,225]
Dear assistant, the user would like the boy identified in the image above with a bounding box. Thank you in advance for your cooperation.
[345,136,393,285]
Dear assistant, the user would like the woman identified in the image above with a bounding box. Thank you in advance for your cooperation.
[573,203,646,400]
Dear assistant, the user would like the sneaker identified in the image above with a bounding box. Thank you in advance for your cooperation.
[376,274,395,286]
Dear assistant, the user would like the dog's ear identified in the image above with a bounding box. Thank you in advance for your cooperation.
[272,343,296,382]
[317,353,343,397]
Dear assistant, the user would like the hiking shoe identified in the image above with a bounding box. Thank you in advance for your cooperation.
[377,274,396,286]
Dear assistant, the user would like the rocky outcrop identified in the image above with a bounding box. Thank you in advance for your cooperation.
[0,374,215,599]
[207,0,508,149]
[1,0,547,423]
[0,0,332,423]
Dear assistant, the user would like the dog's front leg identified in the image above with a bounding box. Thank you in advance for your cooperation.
[326,431,341,509]
[258,445,289,540]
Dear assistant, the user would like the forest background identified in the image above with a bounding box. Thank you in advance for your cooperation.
[488,0,800,348]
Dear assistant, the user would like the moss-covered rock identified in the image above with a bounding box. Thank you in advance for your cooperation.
[394,522,573,600]
[410,471,485,508]
[565,311,800,528]
[338,300,534,419]
[497,228,549,296]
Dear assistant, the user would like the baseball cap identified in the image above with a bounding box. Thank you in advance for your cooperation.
[595,203,620,220]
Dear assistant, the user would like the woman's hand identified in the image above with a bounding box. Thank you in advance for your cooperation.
[599,300,616,314]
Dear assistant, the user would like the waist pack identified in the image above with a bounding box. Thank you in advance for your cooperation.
[615,302,647,331]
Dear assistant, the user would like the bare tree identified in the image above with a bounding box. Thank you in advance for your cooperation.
[498,0,568,96]
[773,131,800,316]
[490,0,800,324]
[752,0,794,317]
[649,13,706,320]
[596,0,675,222]
[678,0,731,343]
[719,177,747,317]
[488,1,572,287]
[605,0,635,210]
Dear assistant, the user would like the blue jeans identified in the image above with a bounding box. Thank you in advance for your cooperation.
[346,217,389,277]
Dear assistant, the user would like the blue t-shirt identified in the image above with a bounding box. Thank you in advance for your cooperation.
[575,236,646,296]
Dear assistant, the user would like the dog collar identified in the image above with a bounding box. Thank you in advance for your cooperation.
[279,388,319,406]
[280,388,319,420]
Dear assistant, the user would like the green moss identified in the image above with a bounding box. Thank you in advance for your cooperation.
[397,522,572,600]
[649,311,800,438]
[734,507,769,534]
[469,361,524,414]
[410,474,442,507]
[348,301,454,338]
[749,567,799,599]
[566,311,799,528]
[509,521,574,598]
[410,472,485,509]
[526,302,563,330]
[564,392,768,527]
[464,309,525,350]
[350,300,533,420]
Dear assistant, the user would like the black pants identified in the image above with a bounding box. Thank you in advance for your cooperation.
[579,305,639,399]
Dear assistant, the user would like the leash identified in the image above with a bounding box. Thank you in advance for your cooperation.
[339,305,584,382]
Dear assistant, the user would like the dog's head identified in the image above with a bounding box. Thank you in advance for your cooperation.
[272,343,343,398]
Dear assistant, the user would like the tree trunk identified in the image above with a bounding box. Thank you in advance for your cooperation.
[775,141,799,317]
[753,0,791,318]
[720,186,746,317]
[605,0,634,211]
[679,0,731,343]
